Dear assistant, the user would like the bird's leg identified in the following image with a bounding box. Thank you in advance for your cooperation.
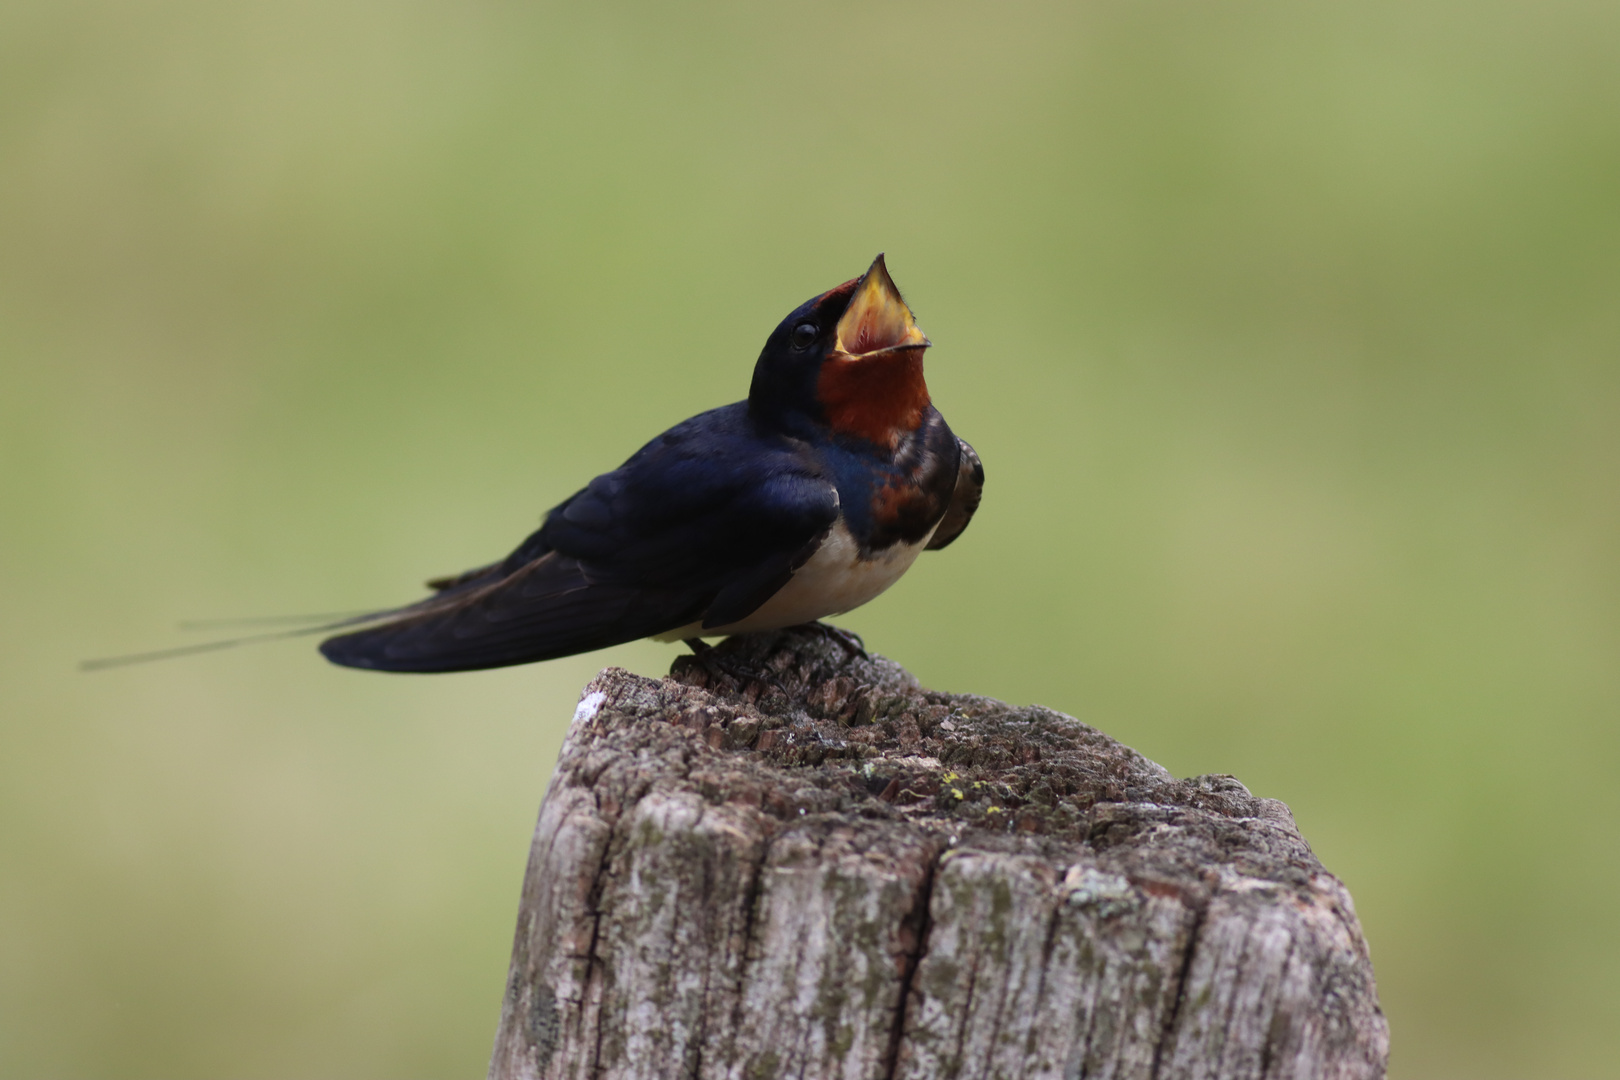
[684,637,726,684]
[800,621,868,660]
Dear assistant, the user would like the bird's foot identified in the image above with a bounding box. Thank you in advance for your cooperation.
[799,622,868,661]
[684,638,790,699]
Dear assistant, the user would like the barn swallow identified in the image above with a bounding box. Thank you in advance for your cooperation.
[315,254,982,673]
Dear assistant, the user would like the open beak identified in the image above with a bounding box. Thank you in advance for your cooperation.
[833,254,930,360]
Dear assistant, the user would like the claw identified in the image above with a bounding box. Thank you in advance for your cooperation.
[685,638,790,699]
[801,622,867,661]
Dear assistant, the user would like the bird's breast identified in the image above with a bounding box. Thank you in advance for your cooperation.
[653,518,936,641]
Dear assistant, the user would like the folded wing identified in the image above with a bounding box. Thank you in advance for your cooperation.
[926,437,984,551]
[320,406,838,672]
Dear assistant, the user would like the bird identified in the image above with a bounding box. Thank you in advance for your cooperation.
[318,254,982,672]
[83,255,982,674]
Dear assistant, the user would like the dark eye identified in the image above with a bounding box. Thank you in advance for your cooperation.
[791,321,819,349]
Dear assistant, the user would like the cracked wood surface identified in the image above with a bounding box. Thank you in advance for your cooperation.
[489,628,1388,1080]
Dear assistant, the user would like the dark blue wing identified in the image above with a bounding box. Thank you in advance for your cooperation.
[319,405,838,672]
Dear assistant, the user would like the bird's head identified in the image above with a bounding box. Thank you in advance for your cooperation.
[748,254,932,449]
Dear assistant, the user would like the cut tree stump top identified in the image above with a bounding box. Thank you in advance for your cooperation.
[490,628,1388,1080]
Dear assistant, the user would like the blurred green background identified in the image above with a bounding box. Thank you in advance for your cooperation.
[3,0,1616,1076]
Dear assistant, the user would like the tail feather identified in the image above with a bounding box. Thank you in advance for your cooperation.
[81,571,509,672]
[317,552,707,673]
[81,607,396,671]
[79,551,697,675]
[176,610,379,631]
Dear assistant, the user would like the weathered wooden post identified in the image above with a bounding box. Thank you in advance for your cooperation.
[489,628,1388,1080]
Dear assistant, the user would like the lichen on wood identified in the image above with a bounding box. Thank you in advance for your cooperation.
[488,628,1388,1080]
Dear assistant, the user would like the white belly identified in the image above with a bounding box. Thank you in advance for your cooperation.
[653,520,936,641]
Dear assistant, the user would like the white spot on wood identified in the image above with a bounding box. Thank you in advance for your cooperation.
[571,691,606,727]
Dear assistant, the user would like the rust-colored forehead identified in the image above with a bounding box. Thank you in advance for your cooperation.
[810,277,862,313]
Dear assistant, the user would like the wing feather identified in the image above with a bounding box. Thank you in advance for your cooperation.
[320,405,839,672]
[926,437,984,551]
